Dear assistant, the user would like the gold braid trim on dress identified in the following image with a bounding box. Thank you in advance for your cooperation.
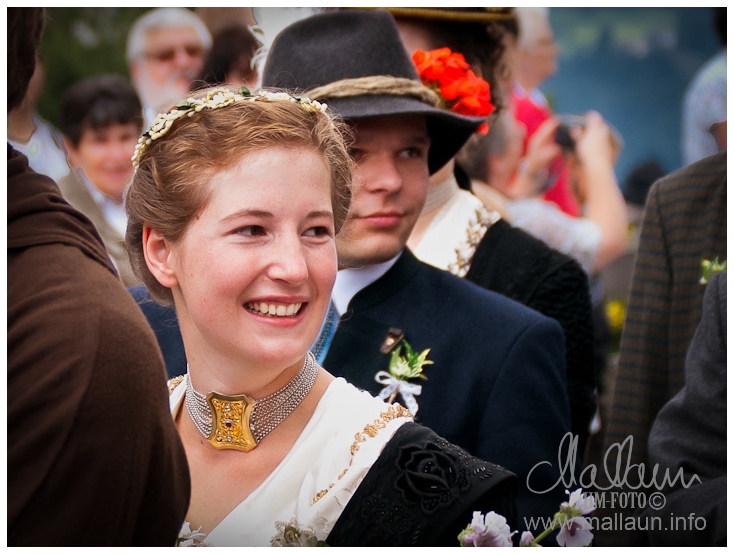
[308,76,439,108]
[448,207,502,278]
[312,404,413,505]
[168,375,185,395]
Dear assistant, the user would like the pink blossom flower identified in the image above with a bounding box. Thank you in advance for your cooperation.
[458,511,516,547]
[519,531,536,547]
[556,514,593,547]
[567,488,596,515]
[554,488,595,547]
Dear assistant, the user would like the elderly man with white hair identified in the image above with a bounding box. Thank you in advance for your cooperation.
[126,7,212,127]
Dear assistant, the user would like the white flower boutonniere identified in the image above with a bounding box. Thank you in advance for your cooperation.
[177,522,210,547]
[375,339,432,416]
[270,518,329,546]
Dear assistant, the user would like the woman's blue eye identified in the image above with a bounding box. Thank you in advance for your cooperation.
[236,226,266,236]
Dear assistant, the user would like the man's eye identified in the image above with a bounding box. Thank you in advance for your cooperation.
[348,148,366,163]
[304,226,331,238]
[400,147,426,159]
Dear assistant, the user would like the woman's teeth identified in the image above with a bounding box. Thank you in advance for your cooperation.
[246,302,302,317]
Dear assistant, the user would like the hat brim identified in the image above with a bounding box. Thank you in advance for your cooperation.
[325,95,485,175]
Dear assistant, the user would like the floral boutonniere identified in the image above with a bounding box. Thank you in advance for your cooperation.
[458,488,596,547]
[700,256,726,284]
[177,522,209,547]
[412,47,495,134]
[375,339,432,415]
[270,518,329,547]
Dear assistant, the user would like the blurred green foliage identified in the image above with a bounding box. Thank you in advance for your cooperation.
[38,8,153,128]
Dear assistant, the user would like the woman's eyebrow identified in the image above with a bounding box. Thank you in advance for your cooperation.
[220,209,273,223]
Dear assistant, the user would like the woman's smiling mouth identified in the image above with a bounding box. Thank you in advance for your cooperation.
[245,302,303,317]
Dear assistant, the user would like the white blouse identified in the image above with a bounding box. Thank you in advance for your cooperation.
[170,377,411,546]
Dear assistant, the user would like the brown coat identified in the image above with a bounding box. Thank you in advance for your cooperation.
[7,145,190,545]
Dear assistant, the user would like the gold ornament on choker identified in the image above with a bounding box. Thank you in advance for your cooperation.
[131,87,328,171]
[185,353,319,453]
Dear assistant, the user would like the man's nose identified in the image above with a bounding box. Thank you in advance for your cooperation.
[173,46,201,67]
[363,154,403,194]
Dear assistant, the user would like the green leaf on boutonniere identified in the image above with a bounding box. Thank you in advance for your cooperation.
[700,257,727,284]
[388,340,432,381]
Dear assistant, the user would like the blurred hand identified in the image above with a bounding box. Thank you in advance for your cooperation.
[526,116,563,171]
[570,111,617,167]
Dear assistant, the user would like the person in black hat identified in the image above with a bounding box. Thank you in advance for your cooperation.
[262,8,571,529]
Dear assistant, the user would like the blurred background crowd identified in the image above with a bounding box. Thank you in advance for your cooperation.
[8,6,726,547]
[31,8,722,179]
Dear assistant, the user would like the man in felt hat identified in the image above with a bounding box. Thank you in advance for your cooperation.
[262,9,570,529]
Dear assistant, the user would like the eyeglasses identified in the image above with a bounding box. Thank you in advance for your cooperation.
[144,44,204,63]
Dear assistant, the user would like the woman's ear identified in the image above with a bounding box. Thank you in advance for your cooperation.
[142,226,178,288]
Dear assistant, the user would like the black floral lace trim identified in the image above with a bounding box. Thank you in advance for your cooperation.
[394,440,471,515]
[326,423,517,546]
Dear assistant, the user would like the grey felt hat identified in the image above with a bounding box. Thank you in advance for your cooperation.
[261,9,486,174]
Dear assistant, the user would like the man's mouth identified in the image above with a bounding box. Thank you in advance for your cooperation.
[359,213,403,227]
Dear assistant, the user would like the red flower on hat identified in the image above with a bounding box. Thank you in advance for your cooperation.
[412,47,494,134]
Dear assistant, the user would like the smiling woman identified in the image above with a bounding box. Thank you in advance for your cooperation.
[125,85,517,546]
[154,146,338,376]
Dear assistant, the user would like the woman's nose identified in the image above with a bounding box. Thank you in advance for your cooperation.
[267,235,309,285]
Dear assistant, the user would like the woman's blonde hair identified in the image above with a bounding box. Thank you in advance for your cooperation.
[126,87,353,305]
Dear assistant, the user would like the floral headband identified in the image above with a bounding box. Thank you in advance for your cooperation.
[131,87,328,170]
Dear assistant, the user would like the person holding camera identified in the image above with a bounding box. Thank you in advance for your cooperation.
[462,109,628,276]
[521,110,627,275]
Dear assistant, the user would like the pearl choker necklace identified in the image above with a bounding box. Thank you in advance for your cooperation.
[421,173,460,214]
[185,352,318,452]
